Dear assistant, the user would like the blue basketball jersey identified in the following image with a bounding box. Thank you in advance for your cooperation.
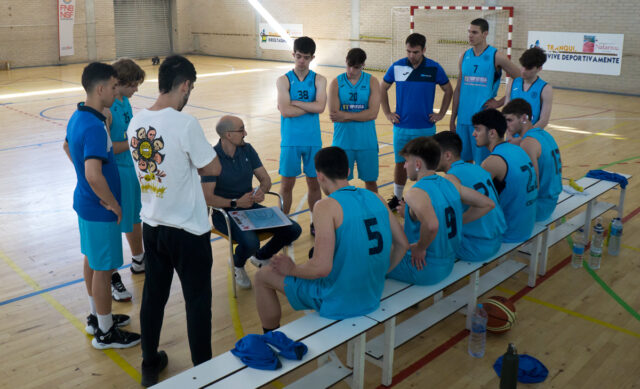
[333,72,377,150]
[490,142,538,242]
[521,128,562,221]
[109,96,134,167]
[458,46,502,125]
[447,160,507,251]
[281,70,322,147]
[317,186,392,318]
[404,175,462,265]
[510,77,547,124]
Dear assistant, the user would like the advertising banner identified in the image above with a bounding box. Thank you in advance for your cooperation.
[58,0,76,57]
[259,23,302,51]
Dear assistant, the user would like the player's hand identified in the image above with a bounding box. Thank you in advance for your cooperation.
[397,200,406,218]
[329,110,348,122]
[101,200,122,224]
[449,120,457,132]
[271,254,295,276]
[409,243,427,271]
[385,112,400,124]
[237,192,255,208]
[483,97,504,109]
[252,187,265,203]
[429,112,445,123]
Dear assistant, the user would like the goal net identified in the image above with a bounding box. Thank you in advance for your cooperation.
[392,6,513,79]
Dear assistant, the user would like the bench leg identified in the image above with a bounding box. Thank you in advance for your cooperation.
[528,234,542,287]
[618,187,626,218]
[346,340,354,368]
[434,290,444,303]
[538,229,550,276]
[466,270,480,330]
[318,352,331,367]
[583,200,595,244]
[351,333,366,389]
[381,317,396,387]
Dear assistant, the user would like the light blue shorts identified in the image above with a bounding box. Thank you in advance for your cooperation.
[393,126,436,163]
[344,148,379,182]
[456,124,490,164]
[279,146,321,178]
[117,165,142,233]
[387,252,454,285]
[457,235,502,262]
[78,216,124,271]
[284,275,322,312]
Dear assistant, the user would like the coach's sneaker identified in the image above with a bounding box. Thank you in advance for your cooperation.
[249,255,270,268]
[91,325,141,349]
[234,267,252,289]
[141,350,168,387]
[111,272,132,302]
[85,313,131,335]
[387,195,401,211]
[130,255,145,274]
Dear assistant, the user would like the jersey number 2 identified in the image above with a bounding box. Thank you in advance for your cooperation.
[364,217,383,255]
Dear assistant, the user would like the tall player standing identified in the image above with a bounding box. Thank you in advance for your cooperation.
[277,36,327,235]
[450,18,520,164]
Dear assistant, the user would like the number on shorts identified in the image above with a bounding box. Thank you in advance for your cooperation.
[364,217,383,255]
[444,206,457,239]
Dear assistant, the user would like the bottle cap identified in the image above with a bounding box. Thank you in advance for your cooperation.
[478,303,483,309]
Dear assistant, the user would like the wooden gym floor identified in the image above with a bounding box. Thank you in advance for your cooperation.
[1,55,639,388]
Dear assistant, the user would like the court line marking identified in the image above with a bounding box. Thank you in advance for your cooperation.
[582,260,640,322]
[559,121,631,150]
[621,244,640,253]
[0,249,141,383]
[496,286,640,339]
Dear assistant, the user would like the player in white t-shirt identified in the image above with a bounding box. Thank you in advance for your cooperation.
[126,55,221,387]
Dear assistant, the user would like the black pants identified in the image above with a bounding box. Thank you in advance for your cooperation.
[140,223,213,366]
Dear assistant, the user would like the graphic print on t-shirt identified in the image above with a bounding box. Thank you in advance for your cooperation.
[130,126,167,197]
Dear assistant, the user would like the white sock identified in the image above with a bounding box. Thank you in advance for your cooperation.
[97,313,114,333]
[88,296,96,316]
[132,253,144,261]
[394,184,405,199]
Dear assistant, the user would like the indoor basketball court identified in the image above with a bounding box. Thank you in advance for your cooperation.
[1,1,639,388]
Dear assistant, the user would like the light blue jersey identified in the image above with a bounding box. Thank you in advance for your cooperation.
[333,72,377,150]
[284,186,391,319]
[521,128,562,221]
[110,96,134,167]
[458,46,501,125]
[388,175,462,285]
[490,142,538,242]
[510,77,547,125]
[281,70,322,147]
[448,160,507,261]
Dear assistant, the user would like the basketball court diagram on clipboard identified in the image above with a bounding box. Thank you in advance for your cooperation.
[229,206,292,231]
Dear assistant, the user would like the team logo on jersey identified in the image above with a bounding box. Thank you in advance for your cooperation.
[130,126,167,197]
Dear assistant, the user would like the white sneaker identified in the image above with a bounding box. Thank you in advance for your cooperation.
[234,267,252,289]
[249,256,270,268]
[131,256,145,274]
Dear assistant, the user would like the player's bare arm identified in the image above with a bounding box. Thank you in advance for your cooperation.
[374,193,409,273]
[481,154,507,182]
[445,174,494,224]
[276,75,307,118]
[450,53,464,131]
[533,84,553,129]
[290,74,327,114]
[330,75,381,123]
[404,187,438,271]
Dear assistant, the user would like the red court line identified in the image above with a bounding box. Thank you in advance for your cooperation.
[378,205,640,388]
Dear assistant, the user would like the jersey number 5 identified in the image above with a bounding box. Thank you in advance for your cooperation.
[364,217,383,255]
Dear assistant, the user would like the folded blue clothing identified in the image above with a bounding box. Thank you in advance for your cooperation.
[262,330,308,360]
[493,354,549,384]
[586,170,628,189]
[231,334,282,370]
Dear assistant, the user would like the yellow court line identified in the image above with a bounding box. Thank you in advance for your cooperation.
[0,249,141,383]
[496,286,640,339]
[621,244,640,253]
[559,121,630,150]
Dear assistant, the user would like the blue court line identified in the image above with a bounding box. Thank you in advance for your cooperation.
[0,139,63,152]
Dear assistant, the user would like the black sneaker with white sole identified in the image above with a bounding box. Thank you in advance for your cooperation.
[111,272,132,302]
[130,255,145,274]
[91,324,141,349]
[387,195,401,211]
[85,313,131,335]
[141,350,169,387]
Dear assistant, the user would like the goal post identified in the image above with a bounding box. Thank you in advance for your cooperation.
[392,6,514,79]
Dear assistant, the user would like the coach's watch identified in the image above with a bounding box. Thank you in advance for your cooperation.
[230,199,237,209]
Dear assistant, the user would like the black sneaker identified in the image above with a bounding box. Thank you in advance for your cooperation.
[310,223,315,236]
[387,195,401,211]
[141,350,169,387]
[111,272,132,302]
[85,313,131,335]
[91,325,141,349]
[130,254,145,274]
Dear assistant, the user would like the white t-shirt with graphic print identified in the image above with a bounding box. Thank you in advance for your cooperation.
[127,107,216,235]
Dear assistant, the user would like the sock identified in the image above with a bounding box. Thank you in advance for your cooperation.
[132,253,144,262]
[263,326,279,334]
[97,313,114,333]
[88,296,96,316]
[394,184,404,199]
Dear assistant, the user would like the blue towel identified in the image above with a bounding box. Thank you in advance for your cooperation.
[231,334,281,370]
[262,331,308,360]
[586,170,628,189]
[493,354,549,383]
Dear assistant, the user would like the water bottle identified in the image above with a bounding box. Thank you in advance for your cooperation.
[468,303,488,358]
[608,218,623,256]
[588,218,605,270]
[500,343,519,389]
[571,228,585,269]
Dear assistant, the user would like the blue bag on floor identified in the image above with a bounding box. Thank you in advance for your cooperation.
[493,354,549,383]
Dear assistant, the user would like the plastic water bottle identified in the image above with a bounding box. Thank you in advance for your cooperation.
[468,303,488,358]
[500,343,519,389]
[588,218,605,270]
[608,218,623,256]
[571,228,585,269]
